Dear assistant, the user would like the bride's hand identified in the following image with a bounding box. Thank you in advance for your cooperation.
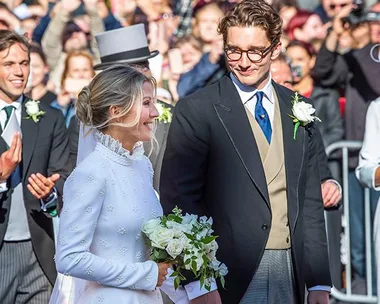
[156,262,171,287]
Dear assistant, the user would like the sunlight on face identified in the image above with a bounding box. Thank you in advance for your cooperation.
[226,26,280,88]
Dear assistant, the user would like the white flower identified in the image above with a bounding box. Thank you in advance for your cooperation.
[156,103,164,117]
[196,228,209,240]
[290,92,321,140]
[207,250,216,261]
[166,238,186,259]
[150,227,174,249]
[182,214,198,226]
[292,101,317,125]
[205,240,218,253]
[199,216,208,223]
[25,100,40,115]
[142,218,161,237]
[210,260,221,271]
[156,103,172,123]
[184,249,204,272]
[218,263,228,276]
[166,221,187,237]
[25,99,45,123]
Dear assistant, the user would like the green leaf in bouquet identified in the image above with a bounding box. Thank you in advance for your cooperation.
[201,235,218,244]
[191,261,197,273]
[221,276,226,289]
[184,232,194,241]
[161,216,168,227]
[174,276,181,290]
[185,258,191,265]
[202,255,209,265]
[170,271,179,277]
[200,276,205,289]
[205,284,211,291]
[167,214,183,223]
[179,272,187,280]
[153,248,171,262]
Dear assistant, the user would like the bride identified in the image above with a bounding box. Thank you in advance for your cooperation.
[49,65,188,303]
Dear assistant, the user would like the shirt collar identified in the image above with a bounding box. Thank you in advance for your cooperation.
[0,95,23,111]
[230,73,273,105]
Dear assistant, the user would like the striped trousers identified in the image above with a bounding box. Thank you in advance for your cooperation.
[240,249,297,304]
[0,240,51,304]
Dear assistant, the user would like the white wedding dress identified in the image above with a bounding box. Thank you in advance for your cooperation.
[49,131,175,304]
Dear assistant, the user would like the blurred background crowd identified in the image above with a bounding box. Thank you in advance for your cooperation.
[1,0,379,302]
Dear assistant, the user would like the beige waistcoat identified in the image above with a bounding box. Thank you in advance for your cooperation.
[245,91,290,249]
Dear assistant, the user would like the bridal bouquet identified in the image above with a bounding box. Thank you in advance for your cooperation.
[142,207,228,290]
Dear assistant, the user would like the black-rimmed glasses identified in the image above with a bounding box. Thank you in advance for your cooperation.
[224,41,277,63]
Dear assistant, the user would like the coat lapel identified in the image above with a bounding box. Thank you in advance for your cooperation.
[273,82,305,231]
[213,76,270,208]
[21,97,39,179]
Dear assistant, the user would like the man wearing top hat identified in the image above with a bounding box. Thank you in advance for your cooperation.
[67,24,214,304]
[68,24,173,191]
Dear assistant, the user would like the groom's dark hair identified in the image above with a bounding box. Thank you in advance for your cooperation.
[218,0,283,45]
[0,30,30,58]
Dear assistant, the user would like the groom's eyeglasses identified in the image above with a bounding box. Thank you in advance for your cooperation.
[224,41,277,63]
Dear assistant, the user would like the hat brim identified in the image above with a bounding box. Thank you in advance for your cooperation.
[93,50,159,70]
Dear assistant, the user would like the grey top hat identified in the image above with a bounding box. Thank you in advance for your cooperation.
[93,24,159,70]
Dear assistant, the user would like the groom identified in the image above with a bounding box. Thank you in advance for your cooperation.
[160,0,331,303]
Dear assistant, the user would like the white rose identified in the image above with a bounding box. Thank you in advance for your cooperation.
[292,101,315,125]
[166,221,187,237]
[25,101,40,116]
[142,218,161,236]
[150,227,174,249]
[166,238,186,259]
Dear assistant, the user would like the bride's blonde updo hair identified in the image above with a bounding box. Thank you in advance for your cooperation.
[76,65,156,131]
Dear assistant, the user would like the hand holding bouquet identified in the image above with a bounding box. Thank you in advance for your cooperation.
[142,207,228,290]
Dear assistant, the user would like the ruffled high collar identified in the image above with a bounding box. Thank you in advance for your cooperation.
[94,131,145,166]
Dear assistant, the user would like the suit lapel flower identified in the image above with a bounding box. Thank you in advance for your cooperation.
[156,103,172,124]
[289,92,321,139]
[25,99,45,123]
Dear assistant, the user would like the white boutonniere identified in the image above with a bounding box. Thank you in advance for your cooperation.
[156,103,172,124]
[289,92,321,139]
[25,99,45,123]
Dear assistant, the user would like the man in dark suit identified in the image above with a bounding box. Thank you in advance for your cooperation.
[160,1,331,303]
[68,24,172,190]
[0,30,71,303]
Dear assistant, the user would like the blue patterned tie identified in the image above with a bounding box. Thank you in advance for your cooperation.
[254,91,272,143]
[2,105,21,188]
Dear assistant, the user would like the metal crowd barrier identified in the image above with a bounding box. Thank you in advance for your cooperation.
[325,141,377,303]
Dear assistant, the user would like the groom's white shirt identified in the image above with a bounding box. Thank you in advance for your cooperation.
[231,73,331,293]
